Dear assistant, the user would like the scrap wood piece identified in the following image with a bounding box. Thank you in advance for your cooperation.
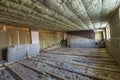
[17,61,45,75]
[39,60,113,80]
[18,61,68,80]
[3,64,25,80]
[34,56,120,73]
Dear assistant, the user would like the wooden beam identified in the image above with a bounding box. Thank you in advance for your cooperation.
[43,52,112,58]
[72,59,117,65]
[41,53,115,62]
[17,30,20,45]
[38,60,113,80]
[36,57,120,73]
[43,70,68,80]
[6,26,29,31]
[4,64,25,80]
[18,61,68,80]
[8,30,12,46]
[17,61,45,75]
[39,56,118,65]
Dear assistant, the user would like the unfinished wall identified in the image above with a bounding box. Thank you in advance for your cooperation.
[7,44,40,62]
[67,30,95,48]
[106,8,120,64]
[39,30,63,50]
[0,25,30,60]
[7,27,30,46]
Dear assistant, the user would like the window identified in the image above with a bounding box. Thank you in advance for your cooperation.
[106,24,111,40]
[103,30,105,39]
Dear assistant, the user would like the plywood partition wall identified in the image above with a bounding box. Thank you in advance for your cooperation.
[39,30,63,50]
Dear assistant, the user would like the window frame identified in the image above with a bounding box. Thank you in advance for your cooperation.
[106,25,111,40]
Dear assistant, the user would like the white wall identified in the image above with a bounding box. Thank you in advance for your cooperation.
[31,31,39,44]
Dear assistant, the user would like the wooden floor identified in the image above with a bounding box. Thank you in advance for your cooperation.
[0,48,120,80]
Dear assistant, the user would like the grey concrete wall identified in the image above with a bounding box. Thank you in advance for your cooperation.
[68,35,96,48]
[7,44,40,62]
[106,8,120,64]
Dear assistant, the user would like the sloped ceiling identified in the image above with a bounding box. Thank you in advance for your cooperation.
[0,0,120,31]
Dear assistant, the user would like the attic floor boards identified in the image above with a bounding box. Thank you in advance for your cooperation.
[0,48,120,80]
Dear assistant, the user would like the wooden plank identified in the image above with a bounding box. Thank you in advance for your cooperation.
[43,52,112,58]
[36,57,120,73]
[7,26,29,31]
[3,64,25,80]
[45,51,108,57]
[72,60,117,65]
[18,61,68,80]
[17,61,45,75]
[17,30,20,45]
[39,60,114,80]
[40,54,116,65]
[41,53,115,62]
[8,30,12,46]
[46,48,107,53]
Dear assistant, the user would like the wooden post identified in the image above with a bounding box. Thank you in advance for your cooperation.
[17,30,20,45]
[8,30,12,46]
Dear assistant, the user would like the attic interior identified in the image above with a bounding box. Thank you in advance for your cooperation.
[0,0,120,80]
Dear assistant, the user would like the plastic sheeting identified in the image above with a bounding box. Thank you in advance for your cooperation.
[7,44,40,62]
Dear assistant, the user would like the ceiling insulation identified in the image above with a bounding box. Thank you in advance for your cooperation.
[0,0,120,31]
